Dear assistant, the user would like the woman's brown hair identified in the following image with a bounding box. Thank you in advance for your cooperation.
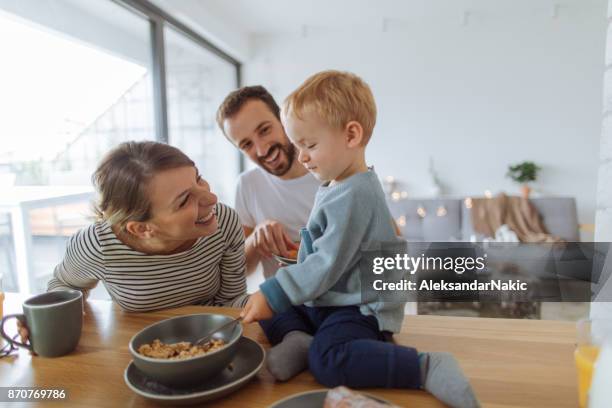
[92,141,195,230]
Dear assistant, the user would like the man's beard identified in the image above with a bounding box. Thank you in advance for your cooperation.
[257,142,296,176]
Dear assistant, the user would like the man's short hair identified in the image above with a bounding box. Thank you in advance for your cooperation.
[282,70,377,145]
[216,85,280,135]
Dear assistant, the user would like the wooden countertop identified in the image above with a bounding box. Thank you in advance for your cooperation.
[0,293,579,407]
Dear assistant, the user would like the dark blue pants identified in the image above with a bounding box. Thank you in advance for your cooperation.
[259,305,421,389]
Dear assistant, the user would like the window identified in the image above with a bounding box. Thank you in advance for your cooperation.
[0,0,156,186]
[0,0,240,296]
[165,26,240,204]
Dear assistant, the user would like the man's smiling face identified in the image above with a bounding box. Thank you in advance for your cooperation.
[223,99,296,176]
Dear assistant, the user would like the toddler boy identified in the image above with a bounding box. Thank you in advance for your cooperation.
[241,70,479,408]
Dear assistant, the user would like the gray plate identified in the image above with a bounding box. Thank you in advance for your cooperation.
[124,337,264,406]
[268,389,392,408]
[272,254,297,265]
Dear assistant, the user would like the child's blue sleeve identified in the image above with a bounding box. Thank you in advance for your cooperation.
[259,278,293,313]
[260,190,373,313]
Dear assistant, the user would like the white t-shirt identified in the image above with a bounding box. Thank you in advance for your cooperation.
[234,167,320,278]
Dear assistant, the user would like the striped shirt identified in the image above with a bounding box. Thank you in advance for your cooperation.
[48,203,249,312]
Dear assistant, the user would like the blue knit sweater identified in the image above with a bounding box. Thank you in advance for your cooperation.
[260,170,407,332]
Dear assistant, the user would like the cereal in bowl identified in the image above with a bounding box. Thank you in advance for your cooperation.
[137,338,226,360]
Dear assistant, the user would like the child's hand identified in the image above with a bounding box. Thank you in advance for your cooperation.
[241,291,275,323]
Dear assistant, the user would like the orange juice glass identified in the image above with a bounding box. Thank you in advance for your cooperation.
[575,344,600,408]
[575,319,612,408]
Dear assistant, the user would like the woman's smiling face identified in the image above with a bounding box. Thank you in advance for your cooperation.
[144,166,219,242]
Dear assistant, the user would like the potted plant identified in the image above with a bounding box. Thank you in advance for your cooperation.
[506,161,541,198]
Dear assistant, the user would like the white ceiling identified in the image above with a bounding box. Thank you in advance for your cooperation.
[183,0,604,35]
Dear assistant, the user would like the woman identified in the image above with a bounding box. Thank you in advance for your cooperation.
[47,141,248,311]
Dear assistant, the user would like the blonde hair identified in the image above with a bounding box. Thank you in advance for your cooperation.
[282,70,377,144]
[92,141,195,230]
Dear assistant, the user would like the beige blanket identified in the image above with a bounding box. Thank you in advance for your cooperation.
[470,193,562,243]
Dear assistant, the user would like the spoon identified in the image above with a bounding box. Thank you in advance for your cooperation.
[194,317,242,346]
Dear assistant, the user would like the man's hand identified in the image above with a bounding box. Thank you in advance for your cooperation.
[246,220,299,259]
[241,291,275,323]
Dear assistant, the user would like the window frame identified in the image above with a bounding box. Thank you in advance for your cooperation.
[112,0,244,171]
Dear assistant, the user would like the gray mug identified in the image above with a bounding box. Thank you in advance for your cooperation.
[0,290,83,357]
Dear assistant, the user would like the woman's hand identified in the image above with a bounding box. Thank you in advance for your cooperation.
[241,291,274,323]
[16,320,30,348]
[17,320,29,343]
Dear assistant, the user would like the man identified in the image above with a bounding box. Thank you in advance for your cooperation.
[216,86,320,382]
[216,86,320,279]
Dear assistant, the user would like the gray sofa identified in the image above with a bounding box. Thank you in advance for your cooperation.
[387,196,582,319]
[386,197,579,242]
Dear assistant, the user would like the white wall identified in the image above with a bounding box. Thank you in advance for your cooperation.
[243,4,607,234]
[151,0,249,62]
[596,2,612,241]
[591,0,612,317]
